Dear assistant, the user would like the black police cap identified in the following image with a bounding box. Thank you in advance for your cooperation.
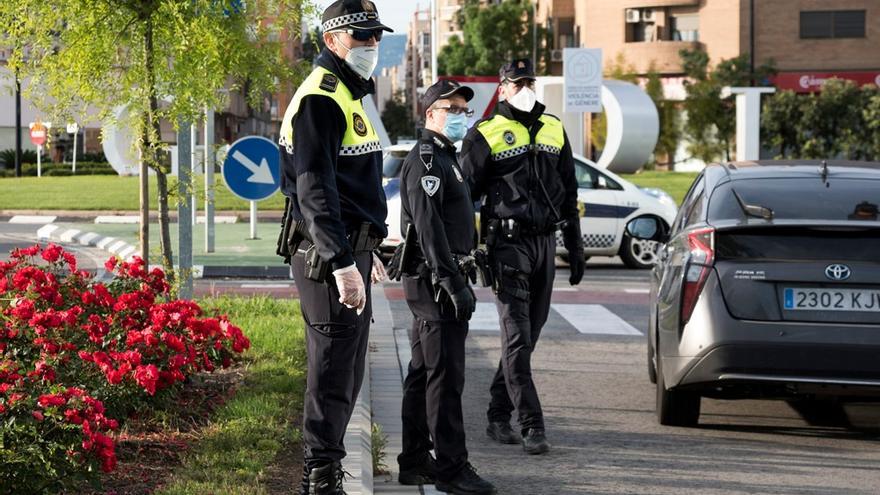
[499,58,536,82]
[322,0,393,32]
[420,79,475,109]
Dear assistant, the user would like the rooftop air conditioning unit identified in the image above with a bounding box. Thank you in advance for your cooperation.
[551,49,564,62]
[625,8,641,23]
[641,8,656,22]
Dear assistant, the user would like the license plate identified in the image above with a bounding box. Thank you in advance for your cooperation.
[784,288,880,312]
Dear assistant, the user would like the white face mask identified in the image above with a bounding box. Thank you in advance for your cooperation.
[507,86,537,112]
[335,34,379,80]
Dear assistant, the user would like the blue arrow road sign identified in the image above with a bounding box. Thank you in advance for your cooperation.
[223,136,280,201]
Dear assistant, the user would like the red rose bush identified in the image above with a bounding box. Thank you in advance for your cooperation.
[0,244,250,492]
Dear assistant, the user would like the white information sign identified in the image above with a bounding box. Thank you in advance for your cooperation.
[564,48,603,113]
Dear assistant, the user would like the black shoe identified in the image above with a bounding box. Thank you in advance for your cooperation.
[522,428,550,455]
[399,455,437,485]
[486,421,520,444]
[435,463,497,495]
[308,461,347,495]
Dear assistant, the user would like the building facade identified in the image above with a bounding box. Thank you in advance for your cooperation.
[538,0,879,93]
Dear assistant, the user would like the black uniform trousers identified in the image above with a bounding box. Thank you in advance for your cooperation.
[398,273,469,482]
[291,249,373,469]
[487,233,556,433]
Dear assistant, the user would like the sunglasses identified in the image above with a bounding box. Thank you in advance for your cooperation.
[434,106,475,118]
[341,28,383,42]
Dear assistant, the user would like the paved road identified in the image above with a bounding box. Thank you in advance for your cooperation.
[378,267,880,495]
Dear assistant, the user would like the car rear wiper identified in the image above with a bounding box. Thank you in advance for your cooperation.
[732,189,774,220]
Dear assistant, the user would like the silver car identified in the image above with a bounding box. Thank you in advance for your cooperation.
[632,160,880,426]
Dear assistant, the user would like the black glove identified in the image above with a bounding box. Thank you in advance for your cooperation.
[386,244,403,281]
[562,219,585,286]
[449,286,476,321]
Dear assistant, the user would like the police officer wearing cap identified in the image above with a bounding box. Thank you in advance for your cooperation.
[460,58,585,456]
[388,79,496,495]
[277,1,392,493]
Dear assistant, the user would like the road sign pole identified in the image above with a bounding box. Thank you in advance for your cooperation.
[177,123,193,300]
[37,145,41,177]
[205,107,215,253]
[249,201,258,240]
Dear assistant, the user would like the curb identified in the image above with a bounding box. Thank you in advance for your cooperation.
[37,224,138,262]
[34,224,292,279]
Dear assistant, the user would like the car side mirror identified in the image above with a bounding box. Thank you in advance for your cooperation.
[626,217,669,243]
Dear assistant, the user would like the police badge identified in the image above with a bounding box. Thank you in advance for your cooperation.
[421,175,441,196]
[503,130,516,145]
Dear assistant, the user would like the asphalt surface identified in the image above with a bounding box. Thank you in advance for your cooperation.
[4,224,880,493]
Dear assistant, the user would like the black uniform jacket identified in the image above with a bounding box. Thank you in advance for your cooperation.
[280,49,388,271]
[460,100,579,233]
[400,129,477,294]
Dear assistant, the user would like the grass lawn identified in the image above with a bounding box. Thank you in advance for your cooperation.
[0,175,287,211]
[620,171,698,206]
[155,296,305,495]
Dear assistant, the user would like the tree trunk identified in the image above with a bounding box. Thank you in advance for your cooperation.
[144,14,175,277]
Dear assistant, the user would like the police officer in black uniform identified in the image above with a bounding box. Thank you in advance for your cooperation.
[460,59,585,456]
[277,1,391,493]
[390,80,496,495]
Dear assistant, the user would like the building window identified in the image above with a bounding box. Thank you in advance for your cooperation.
[671,14,699,42]
[558,18,576,48]
[800,10,866,39]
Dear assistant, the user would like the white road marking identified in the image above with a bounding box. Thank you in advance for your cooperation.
[240,283,293,289]
[469,302,500,331]
[624,288,650,294]
[551,304,642,335]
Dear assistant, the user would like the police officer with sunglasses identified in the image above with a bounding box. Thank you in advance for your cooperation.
[277,1,391,493]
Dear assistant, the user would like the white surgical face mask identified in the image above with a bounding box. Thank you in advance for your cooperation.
[335,33,379,80]
[507,86,537,112]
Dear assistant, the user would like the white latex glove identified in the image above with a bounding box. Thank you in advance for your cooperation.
[371,252,387,284]
[333,264,366,315]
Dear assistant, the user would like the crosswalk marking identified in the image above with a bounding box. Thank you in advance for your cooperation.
[552,304,642,335]
[469,302,500,331]
[624,288,650,294]
[240,283,292,289]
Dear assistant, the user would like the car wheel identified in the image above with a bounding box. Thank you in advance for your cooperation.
[620,232,660,269]
[656,357,700,427]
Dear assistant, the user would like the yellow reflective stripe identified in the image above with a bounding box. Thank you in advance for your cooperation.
[477,115,529,155]
[477,114,564,158]
[537,115,565,149]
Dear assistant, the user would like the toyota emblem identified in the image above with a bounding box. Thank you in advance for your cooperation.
[825,264,852,281]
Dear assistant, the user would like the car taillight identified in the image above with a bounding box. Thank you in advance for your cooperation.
[681,227,715,325]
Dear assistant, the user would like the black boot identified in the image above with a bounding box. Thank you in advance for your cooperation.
[308,461,347,495]
[486,421,520,444]
[435,463,497,495]
[399,455,437,485]
[522,428,550,455]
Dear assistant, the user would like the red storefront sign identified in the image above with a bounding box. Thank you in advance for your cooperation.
[770,71,880,93]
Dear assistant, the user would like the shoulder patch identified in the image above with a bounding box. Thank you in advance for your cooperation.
[421,175,441,196]
[503,130,516,145]
[352,113,368,136]
[319,73,338,92]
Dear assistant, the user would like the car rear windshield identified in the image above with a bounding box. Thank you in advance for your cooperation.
[709,177,880,222]
[716,227,880,262]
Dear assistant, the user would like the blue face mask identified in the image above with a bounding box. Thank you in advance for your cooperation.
[442,113,468,142]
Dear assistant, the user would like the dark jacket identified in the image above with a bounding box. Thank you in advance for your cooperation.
[400,129,477,293]
[280,49,387,270]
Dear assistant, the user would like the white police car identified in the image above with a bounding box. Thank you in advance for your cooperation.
[381,143,677,269]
